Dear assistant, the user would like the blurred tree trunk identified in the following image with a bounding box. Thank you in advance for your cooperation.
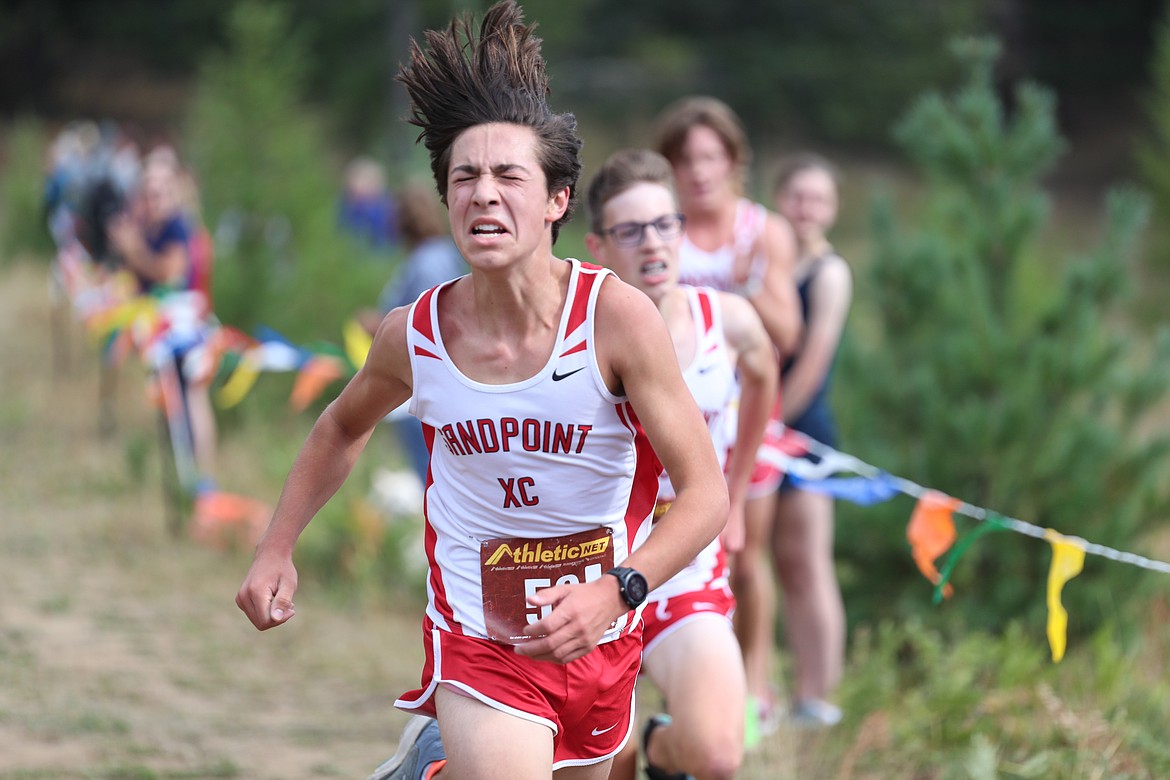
[385,0,417,180]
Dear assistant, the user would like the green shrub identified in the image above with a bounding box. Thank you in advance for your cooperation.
[833,38,1170,639]
[0,116,55,263]
[821,616,1170,779]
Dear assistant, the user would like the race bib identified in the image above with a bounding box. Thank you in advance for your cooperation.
[480,527,614,644]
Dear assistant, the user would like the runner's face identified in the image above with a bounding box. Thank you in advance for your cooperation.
[593,183,681,304]
[776,167,838,250]
[671,124,736,214]
[446,123,568,270]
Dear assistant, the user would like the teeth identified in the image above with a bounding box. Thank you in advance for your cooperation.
[641,261,667,275]
[473,225,504,235]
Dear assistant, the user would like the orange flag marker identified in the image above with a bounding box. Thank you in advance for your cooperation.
[907,490,961,598]
[290,356,346,412]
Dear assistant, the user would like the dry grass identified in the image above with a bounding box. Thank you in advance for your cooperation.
[0,263,423,779]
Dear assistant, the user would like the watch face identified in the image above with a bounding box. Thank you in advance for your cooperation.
[626,572,648,604]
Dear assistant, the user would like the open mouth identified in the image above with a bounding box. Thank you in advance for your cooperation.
[640,259,669,277]
[470,218,508,237]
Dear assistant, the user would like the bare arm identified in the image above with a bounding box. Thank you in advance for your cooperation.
[717,292,778,553]
[236,307,414,630]
[519,278,728,662]
[781,256,852,422]
[747,213,802,357]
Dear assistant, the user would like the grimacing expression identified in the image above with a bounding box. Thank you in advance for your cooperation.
[446,123,569,270]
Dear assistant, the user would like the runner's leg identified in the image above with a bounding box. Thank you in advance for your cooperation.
[641,617,745,780]
[731,490,778,722]
[434,685,554,780]
[773,488,844,704]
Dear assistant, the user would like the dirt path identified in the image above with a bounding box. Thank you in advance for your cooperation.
[0,262,424,779]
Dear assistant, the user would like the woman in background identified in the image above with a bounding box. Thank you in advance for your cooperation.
[771,152,852,727]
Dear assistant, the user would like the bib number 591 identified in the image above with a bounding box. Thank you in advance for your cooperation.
[524,563,604,624]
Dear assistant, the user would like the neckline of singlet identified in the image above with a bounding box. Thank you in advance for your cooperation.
[428,258,583,392]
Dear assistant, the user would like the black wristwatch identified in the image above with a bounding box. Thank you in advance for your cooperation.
[606,567,649,609]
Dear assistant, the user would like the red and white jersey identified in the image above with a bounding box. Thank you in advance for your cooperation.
[657,287,735,502]
[651,286,735,602]
[406,258,661,645]
[677,198,769,294]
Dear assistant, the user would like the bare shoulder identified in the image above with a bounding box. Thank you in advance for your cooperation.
[594,275,674,391]
[714,289,768,349]
[595,273,662,331]
[821,252,852,276]
[811,254,854,295]
[762,211,797,266]
[324,303,414,433]
[764,209,795,240]
[366,304,413,385]
[714,288,756,321]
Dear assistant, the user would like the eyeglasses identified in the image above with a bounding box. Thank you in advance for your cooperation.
[603,213,686,247]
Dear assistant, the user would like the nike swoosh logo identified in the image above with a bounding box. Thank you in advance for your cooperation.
[697,364,718,374]
[591,722,619,736]
[552,366,586,382]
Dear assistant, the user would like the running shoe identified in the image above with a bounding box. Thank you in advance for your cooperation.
[642,713,692,780]
[368,715,445,780]
[744,693,781,750]
[790,698,842,728]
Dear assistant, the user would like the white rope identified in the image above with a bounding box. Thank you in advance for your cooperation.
[765,429,1170,576]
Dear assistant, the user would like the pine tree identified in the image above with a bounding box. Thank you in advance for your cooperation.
[185,0,381,339]
[835,38,1170,638]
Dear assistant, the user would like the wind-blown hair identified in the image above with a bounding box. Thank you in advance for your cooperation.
[587,149,677,234]
[396,0,582,243]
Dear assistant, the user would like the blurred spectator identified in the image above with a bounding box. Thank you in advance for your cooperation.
[108,156,195,293]
[338,156,397,250]
[106,149,219,485]
[44,120,138,263]
[771,152,851,728]
[358,181,466,486]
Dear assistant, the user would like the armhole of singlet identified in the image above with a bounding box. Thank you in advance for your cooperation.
[698,285,726,345]
[584,267,627,405]
[405,284,443,417]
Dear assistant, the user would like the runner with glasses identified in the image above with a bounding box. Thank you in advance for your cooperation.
[587,148,776,780]
[602,213,686,246]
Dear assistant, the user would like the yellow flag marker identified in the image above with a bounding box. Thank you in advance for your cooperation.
[343,318,373,370]
[1044,529,1086,663]
[215,353,262,409]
